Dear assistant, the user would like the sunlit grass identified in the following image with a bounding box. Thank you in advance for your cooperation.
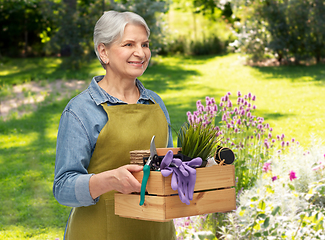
[0,56,105,85]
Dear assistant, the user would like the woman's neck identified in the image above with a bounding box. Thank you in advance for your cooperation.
[98,75,140,104]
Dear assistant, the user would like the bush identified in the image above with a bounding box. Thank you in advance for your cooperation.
[160,34,227,56]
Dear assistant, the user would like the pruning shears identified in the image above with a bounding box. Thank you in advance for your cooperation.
[139,135,158,206]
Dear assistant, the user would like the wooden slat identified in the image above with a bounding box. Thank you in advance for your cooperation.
[114,188,236,222]
[114,193,168,222]
[132,165,235,195]
[165,188,236,219]
[156,147,181,156]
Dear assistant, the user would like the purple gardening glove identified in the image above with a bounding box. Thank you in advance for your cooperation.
[160,151,202,205]
[182,157,202,201]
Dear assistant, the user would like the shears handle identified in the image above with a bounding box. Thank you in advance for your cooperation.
[139,164,150,206]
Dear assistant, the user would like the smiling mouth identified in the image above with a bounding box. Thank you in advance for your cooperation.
[128,61,144,64]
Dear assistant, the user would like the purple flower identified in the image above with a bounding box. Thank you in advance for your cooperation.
[252,95,256,101]
[248,92,252,99]
[237,91,241,97]
[289,170,297,181]
[262,162,271,173]
[272,176,277,181]
[227,92,231,96]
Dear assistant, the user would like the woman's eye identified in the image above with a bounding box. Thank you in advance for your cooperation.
[142,43,149,48]
[124,43,132,47]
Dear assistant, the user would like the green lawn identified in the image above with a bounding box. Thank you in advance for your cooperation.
[0,54,324,239]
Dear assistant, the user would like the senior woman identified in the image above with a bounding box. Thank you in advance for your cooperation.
[53,11,176,239]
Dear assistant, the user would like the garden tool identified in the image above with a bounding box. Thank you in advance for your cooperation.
[160,150,202,205]
[139,135,159,206]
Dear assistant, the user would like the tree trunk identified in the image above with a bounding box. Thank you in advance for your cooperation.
[60,0,77,57]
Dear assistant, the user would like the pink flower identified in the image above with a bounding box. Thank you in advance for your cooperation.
[271,176,277,181]
[312,162,325,171]
[289,170,297,181]
[262,162,271,173]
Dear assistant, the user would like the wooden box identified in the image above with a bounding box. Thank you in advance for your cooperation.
[115,148,236,222]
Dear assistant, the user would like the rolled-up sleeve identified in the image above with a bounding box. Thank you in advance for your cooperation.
[53,110,99,207]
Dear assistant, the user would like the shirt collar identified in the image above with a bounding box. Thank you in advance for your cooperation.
[88,75,155,105]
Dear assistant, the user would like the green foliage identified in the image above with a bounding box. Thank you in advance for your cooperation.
[160,4,234,56]
[231,0,325,64]
[0,0,57,57]
[178,122,219,161]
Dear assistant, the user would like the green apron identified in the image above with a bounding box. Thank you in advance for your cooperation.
[65,102,176,240]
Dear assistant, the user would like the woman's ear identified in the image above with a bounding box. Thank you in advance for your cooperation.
[98,43,109,64]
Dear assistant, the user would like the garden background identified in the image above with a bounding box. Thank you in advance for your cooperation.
[1,0,325,239]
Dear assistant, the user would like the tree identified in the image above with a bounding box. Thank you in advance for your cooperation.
[0,0,56,57]
[231,0,325,64]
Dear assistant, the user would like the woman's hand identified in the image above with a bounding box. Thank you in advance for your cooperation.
[89,164,143,199]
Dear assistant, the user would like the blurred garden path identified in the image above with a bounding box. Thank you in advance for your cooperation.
[0,80,89,119]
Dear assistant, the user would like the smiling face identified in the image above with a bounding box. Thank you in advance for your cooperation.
[105,24,151,81]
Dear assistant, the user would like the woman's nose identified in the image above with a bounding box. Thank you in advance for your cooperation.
[134,46,145,58]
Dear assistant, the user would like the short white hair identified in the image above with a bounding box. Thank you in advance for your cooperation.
[93,11,150,69]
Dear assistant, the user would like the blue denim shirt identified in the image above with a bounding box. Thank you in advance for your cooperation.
[53,76,173,207]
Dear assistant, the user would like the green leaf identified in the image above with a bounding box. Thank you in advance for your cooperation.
[271,206,280,216]
[288,183,295,191]
[257,213,267,219]
[258,200,266,210]
[263,217,270,228]
[254,232,262,237]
